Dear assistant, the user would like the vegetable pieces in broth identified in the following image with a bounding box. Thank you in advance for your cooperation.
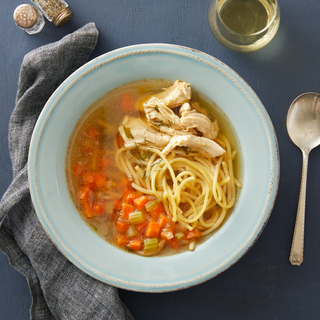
[66,79,241,256]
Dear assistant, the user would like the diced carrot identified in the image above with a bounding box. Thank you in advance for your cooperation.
[146,221,160,238]
[135,221,148,234]
[124,191,139,205]
[166,237,180,249]
[94,172,108,188]
[125,193,136,205]
[116,220,129,233]
[117,233,130,247]
[86,127,100,138]
[120,92,135,112]
[83,172,95,185]
[92,202,104,216]
[149,203,165,219]
[158,213,169,229]
[185,228,201,240]
[121,203,135,220]
[100,157,111,168]
[161,221,175,234]
[129,238,142,251]
[73,164,83,176]
[133,196,149,210]
[113,199,122,211]
[78,185,91,200]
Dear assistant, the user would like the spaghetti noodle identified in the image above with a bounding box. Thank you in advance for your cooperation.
[116,132,239,242]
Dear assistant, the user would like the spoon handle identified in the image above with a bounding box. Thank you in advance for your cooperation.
[289,149,309,266]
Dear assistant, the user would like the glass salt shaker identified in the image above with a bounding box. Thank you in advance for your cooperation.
[13,4,45,35]
[31,0,73,28]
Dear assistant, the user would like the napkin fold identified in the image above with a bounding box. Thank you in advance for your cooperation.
[0,23,134,320]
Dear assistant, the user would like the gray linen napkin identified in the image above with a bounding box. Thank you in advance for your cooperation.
[0,23,134,320]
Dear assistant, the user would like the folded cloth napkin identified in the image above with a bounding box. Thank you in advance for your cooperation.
[0,23,134,320]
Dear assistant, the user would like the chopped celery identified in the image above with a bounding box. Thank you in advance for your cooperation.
[175,232,185,240]
[144,238,158,251]
[126,225,138,238]
[145,199,161,212]
[129,211,145,225]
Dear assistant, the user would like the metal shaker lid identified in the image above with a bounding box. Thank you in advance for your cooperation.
[14,4,39,29]
[52,7,73,27]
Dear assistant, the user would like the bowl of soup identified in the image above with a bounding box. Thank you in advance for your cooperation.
[28,43,279,292]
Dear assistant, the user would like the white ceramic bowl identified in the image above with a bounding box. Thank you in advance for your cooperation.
[28,43,279,292]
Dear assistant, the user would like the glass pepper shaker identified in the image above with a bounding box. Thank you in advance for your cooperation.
[13,4,45,35]
[30,0,73,28]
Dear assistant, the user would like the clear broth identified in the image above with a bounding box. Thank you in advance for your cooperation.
[66,79,242,256]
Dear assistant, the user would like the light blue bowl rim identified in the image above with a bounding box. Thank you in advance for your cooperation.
[28,43,280,292]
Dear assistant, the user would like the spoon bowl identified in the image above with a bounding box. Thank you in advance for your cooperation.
[287,92,320,266]
[287,93,320,151]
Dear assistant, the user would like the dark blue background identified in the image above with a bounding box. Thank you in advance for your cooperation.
[1,0,320,319]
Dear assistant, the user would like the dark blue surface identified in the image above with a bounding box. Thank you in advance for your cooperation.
[1,0,320,319]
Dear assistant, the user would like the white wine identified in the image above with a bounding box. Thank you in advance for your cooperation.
[220,0,269,35]
[208,0,280,52]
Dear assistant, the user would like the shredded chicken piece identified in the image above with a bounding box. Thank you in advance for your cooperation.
[125,80,224,158]
[180,105,219,139]
[162,135,225,158]
[143,80,192,130]
[143,98,183,130]
[143,82,219,140]
[179,102,192,116]
[158,80,192,108]
[155,126,197,137]
[118,117,171,149]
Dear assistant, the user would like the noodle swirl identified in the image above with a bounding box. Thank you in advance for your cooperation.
[116,133,240,235]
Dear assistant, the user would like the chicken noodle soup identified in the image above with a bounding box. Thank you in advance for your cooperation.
[66,79,242,256]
